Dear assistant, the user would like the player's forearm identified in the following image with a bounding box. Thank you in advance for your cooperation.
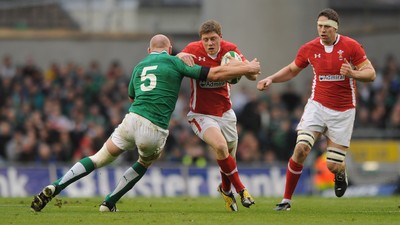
[208,65,245,81]
[208,63,260,81]
[350,66,376,82]
[269,65,298,83]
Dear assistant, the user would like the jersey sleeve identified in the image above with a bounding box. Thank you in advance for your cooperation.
[350,42,368,68]
[171,56,206,80]
[294,44,310,68]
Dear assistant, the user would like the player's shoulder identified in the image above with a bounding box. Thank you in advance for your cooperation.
[304,37,320,47]
[337,34,360,45]
[183,41,203,52]
[151,51,176,61]
[297,38,319,53]
[143,52,180,68]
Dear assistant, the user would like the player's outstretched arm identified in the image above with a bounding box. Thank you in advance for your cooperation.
[208,58,260,82]
[257,61,302,91]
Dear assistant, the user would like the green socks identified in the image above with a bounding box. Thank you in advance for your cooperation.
[52,157,95,195]
[49,158,147,204]
[104,162,147,204]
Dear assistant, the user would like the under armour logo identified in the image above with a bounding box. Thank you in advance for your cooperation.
[314,54,321,58]
[198,57,206,61]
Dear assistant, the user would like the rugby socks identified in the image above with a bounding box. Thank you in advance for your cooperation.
[220,172,232,193]
[52,157,95,195]
[283,158,303,200]
[104,162,147,204]
[217,155,245,193]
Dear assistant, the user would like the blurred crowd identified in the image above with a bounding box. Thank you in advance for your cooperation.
[0,53,399,166]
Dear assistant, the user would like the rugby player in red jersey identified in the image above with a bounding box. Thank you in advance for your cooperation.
[178,20,257,212]
[257,8,376,210]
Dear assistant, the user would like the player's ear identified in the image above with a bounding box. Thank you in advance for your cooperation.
[147,47,151,54]
[168,46,172,55]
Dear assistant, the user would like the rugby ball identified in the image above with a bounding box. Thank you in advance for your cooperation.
[221,51,243,84]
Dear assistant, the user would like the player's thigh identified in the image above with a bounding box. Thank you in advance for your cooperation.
[325,108,355,147]
[190,109,238,143]
[218,109,238,142]
[187,112,220,140]
[134,116,169,158]
[296,100,326,133]
[110,113,137,151]
[203,126,227,149]
[112,113,168,158]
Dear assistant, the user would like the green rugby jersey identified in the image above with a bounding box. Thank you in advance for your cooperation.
[128,51,208,129]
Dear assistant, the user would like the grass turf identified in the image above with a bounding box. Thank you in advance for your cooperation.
[1,196,399,225]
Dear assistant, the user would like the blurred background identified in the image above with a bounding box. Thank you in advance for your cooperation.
[0,0,399,198]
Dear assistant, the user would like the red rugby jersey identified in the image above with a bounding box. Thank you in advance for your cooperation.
[295,34,368,111]
[181,40,246,116]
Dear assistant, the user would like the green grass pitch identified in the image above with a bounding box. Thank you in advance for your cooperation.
[1,196,399,225]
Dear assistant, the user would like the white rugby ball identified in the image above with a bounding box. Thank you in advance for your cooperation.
[221,51,243,84]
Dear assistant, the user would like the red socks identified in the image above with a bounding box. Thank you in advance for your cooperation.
[217,155,245,193]
[220,171,231,192]
[284,158,304,200]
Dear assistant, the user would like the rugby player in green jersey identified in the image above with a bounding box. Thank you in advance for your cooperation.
[31,34,260,212]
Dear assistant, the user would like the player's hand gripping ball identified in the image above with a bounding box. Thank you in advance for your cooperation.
[221,51,243,84]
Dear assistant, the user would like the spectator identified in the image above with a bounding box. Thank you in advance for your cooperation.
[0,54,17,102]
[280,84,302,113]
[237,132,260,163]
[388,100,400,129]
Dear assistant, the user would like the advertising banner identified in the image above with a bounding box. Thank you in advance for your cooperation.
[0,165,312,197]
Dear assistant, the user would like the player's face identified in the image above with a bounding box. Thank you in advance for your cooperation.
[317,16,337,45]
[201,32,221,56]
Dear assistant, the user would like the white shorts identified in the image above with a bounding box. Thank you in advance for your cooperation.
[111,112,169,159]
[297,99,355,147]
[187,109,238,142]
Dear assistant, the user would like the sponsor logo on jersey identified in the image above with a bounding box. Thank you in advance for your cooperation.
[199,80,225,88]
[319,74,345,81]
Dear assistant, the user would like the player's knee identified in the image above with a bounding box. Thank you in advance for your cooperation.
[296,131,316,149]
[326,147,347,173]
[227,140,237,157]
[326,161,342,173]
[294,131,315,159]
[139,151,161,166]
[89,144,117,168]
[212,142,229,154]
[294,144,311,160]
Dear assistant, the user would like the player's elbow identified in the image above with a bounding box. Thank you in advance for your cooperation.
[364,69,376,82]
[370,71,377,82]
